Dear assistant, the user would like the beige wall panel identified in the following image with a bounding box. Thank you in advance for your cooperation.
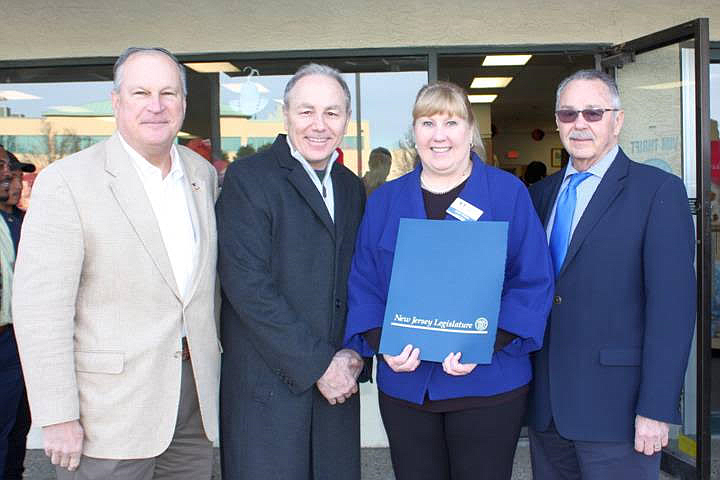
[3,0,719,61]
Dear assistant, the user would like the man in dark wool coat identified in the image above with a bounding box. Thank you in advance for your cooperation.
[217,63,366,480]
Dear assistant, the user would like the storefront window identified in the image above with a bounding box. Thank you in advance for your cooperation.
[218,72,355,164]
[213,58,427,185]
[357,71,427,182]
[0,77,114,170]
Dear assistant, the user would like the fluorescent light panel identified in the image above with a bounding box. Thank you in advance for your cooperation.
[482,55,532,66]
[184,62,240,73]
[636,81,686,90]
[467,94,498,103]
[470,77,513,88]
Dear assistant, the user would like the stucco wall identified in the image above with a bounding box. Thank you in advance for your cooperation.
[3,0,719,61]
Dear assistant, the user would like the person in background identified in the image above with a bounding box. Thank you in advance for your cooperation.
[0,145,19,480]
[15,170,35,213]
[523,160,547,186]
[527,69,695,479]
[344,81,554,480]
[0,150,34,480]
[362,147,392,196]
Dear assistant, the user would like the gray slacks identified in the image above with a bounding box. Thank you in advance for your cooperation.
[56,358,213,480]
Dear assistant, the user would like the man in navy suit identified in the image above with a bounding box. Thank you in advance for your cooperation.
[527,69,696,479]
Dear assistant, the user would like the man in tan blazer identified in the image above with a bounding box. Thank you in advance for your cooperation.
[12,47,220,480]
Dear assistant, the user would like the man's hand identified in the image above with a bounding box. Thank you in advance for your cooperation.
[383,344,420,373]
[43,420,84,471]
[317,349,363,405]
[442,352,477,376]
[634,415,669,456]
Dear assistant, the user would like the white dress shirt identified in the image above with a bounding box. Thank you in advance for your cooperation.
[545,145,619,242]
[287,136,338,222]
[118,134,198,302]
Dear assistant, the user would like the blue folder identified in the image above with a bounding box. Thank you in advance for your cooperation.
[378,218,508,364]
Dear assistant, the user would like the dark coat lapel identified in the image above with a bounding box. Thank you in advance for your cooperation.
[558,148,629,277]
[104,133,181,300]
[273,136,335,239]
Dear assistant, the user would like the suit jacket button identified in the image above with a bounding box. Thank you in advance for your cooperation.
[554,295,562,304]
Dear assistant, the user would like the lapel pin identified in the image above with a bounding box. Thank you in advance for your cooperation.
[191,182,200,192]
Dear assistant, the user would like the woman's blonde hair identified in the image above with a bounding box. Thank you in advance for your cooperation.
[412,81,485,161]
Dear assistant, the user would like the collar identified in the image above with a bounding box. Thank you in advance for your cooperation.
[286,135,338,185]
[118,132,184,181]
[565,144,618,182]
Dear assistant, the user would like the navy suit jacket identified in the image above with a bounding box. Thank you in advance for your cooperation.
[527,147,696,442]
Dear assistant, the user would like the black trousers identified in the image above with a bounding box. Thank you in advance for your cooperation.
[0,326,23,480]
[4,385,30,480]
[378,391,527,480]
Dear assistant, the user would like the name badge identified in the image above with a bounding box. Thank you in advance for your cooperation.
[447,198,483,221]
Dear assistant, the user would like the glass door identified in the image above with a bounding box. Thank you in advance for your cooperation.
[601,18,711,479]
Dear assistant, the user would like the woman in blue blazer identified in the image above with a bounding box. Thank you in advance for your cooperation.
[344,82,554,480]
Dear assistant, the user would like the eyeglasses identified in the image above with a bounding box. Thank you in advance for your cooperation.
[555,108,619,123]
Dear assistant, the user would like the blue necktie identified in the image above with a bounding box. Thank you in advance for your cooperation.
[549,172,592,276]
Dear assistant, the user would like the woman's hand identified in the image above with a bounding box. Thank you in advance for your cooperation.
[442,352,477,376]
[383,344,421,372]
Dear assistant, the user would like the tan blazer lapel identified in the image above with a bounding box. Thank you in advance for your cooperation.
[104,133,181,300]
[177,147,211,303]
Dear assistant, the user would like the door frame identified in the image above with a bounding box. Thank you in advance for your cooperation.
[601,18,711,480]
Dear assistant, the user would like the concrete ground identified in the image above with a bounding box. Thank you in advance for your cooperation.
[19,440,691,479]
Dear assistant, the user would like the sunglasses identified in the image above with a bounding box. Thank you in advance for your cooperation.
[555,108,619,123]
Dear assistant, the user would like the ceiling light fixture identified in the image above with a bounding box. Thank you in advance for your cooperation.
[184,62,240,73]
[482,55,532,66]
[467,94,498,103]
[636,81,686,90]
[470,77,513,89]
